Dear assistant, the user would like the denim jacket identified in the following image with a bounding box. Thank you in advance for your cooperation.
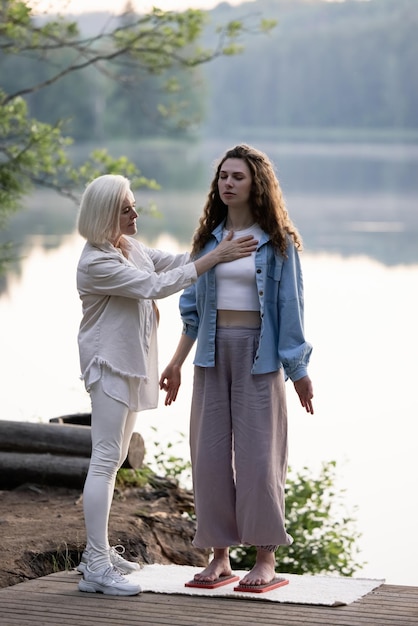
[180,222,312,381]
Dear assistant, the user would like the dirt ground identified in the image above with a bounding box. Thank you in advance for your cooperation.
[0,480,207,590]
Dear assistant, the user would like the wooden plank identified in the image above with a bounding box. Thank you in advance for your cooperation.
[0,571,417,626]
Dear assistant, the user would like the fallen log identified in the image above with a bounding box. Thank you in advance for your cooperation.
[0,452,89,489]
[0,420,91,456]
[49,412,91,426]
[0,420,145,470]
[122,432,146,470]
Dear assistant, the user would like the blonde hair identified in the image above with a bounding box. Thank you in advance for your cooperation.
[192,144,302,258]
[77,174,131,244]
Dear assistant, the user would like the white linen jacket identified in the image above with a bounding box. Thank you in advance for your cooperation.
[77,237,197,388]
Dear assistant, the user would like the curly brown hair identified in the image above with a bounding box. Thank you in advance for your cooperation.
[191,144,302,258]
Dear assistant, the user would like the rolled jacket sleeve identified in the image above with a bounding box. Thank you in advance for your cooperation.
[277,242,312,382]
[180,283,199,340]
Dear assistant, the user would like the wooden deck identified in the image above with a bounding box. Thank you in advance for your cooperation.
[0,570,417,626]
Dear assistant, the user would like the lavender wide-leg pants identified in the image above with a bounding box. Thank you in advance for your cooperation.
[190,327,293,550]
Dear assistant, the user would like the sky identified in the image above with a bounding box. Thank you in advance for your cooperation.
[29,0,247,15]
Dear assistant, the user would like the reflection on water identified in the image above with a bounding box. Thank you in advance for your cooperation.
[0,140,417,288]
[0,233,418,587]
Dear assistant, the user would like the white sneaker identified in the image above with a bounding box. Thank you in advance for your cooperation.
[77,545,141,575]
[78,565,141,596]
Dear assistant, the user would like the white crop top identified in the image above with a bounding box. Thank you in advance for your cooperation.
[215,223,263,311]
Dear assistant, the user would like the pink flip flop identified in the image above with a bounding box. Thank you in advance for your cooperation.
[234,576,289,593]
[185,574,240,589]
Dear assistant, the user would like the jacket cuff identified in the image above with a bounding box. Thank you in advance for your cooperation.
[182,322,198,340]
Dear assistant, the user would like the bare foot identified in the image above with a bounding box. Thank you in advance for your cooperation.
[194,548,231,582]
[239,549,276,586]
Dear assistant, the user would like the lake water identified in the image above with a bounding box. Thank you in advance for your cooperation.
[1,140,417,587]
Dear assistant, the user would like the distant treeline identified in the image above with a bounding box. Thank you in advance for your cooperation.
[203,0,418,140]
[1,0,417,142]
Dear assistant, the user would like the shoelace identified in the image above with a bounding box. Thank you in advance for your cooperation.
[110,545,130,567]
[102,565,126,582]
[111,545,127,557]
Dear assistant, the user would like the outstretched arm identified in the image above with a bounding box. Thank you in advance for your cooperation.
[159,334,196,405]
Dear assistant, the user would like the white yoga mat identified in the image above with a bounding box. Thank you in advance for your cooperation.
[130,564,384,607]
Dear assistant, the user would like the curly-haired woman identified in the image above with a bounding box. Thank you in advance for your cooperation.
[160,145,314,590]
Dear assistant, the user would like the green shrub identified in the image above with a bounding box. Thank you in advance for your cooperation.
[231,461,363,576]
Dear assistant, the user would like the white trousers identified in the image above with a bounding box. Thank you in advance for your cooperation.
[83,382,137,570]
